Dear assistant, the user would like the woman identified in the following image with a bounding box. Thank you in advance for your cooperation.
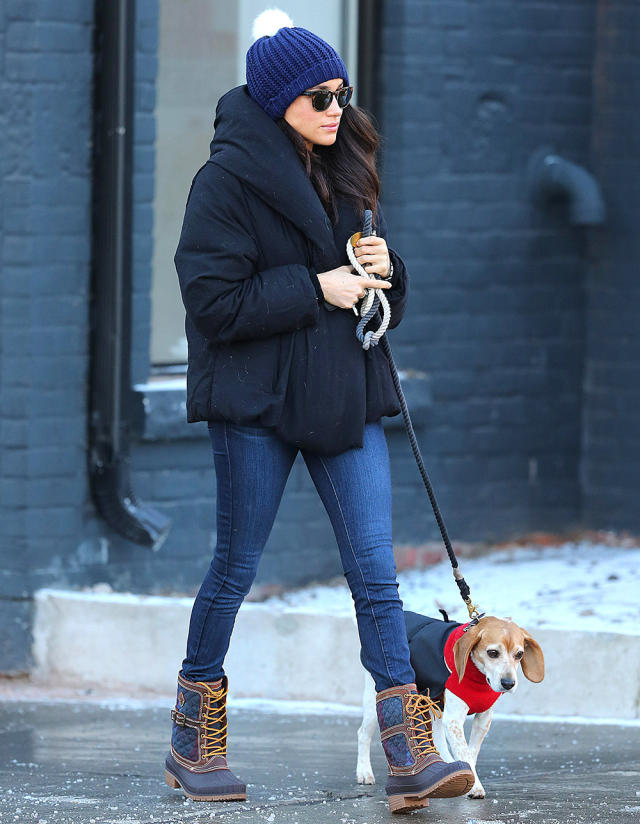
[164,15,473,813]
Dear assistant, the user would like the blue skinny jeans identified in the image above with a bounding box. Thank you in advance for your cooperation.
[180,419,416,692]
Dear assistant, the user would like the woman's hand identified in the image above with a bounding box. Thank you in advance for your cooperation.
[317,264,391,310]
[353,235,391,277]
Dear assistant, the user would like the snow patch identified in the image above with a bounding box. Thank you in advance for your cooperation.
[261,541,640,635]
[23,795,102,805]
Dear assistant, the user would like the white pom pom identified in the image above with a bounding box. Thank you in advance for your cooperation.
[251,8,294,41]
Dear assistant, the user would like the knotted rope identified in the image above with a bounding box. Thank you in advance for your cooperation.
[345,210,391,351]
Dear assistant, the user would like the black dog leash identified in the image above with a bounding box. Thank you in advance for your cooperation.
[354,209,484,623]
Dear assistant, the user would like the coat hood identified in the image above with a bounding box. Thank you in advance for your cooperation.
[208,84,336,254]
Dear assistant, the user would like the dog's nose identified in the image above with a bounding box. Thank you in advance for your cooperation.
[500,678,516,690]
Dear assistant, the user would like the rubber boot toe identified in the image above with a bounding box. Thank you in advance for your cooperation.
[164,752,246,802]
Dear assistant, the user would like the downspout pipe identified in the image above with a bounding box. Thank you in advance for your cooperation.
[356,0,383,115]
[88,0,170,550]
[527,146,606,226]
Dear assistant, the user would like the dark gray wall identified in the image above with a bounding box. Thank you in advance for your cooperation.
[581,0,640,529]
[0,0,158,672]
[0,0,96,672]
[376,0,596,541]
[1,0,637,676]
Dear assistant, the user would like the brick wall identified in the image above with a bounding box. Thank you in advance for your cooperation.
[0,0,157,671]
[131,0,157,386]
[376,0,595,540]
[0,0,94,672]
[581,0,640,528]
[3,0,638,676]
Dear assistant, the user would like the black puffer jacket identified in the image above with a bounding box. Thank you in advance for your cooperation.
[174,84,410,455]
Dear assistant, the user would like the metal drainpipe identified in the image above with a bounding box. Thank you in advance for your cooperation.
[88,0,170,550]
[527,146,606,226]
[357,0,383,116]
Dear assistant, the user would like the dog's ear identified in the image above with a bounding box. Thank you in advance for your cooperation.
[453,624,483,681]
[521,632,545,683]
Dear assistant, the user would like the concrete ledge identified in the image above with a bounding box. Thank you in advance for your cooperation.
[32,588,640,719]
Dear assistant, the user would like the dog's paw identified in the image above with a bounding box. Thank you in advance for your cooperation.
[356,767,376,785]
[467,780,486,799]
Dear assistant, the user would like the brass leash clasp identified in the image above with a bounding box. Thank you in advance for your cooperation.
[464,598,485,625]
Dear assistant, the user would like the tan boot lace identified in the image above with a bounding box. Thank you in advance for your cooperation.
[404,693,442,758]
[196,680,229,759]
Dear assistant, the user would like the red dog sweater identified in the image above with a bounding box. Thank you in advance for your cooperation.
[443,623,501,715]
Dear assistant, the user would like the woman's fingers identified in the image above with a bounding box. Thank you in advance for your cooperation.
[356,239,387,256]
[359,257,383,267]
[356,236,386,248]
[355,247,391,276]
[361,278,391,289]
[318,268,391,310]
[358,261,387,277]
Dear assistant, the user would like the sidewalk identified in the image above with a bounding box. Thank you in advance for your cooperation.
[2,688,639,824]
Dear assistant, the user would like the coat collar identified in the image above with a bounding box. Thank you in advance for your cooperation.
[208,85,336,255]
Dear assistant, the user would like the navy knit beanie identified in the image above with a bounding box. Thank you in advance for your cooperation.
[246,9,349,120]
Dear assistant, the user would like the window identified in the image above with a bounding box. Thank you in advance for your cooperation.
[151,0,359,367]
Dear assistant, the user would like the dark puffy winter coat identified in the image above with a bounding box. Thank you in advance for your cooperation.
[174,84,410,455]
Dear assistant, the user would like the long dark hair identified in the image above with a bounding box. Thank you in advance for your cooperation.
[276,103,381,226]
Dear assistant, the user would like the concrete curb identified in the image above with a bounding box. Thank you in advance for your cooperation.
[32,588,640,719]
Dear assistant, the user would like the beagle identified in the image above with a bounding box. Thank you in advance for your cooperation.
[356,611,545,798]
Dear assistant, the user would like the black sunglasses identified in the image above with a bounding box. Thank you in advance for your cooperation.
[299,85,353,112]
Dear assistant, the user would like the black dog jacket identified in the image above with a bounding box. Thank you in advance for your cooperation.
[404,611,462,699]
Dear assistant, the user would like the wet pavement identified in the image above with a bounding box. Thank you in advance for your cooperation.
[1,696,639,824]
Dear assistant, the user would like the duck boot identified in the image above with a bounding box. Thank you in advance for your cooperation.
[376,683,474,813]
[164,672,246,802]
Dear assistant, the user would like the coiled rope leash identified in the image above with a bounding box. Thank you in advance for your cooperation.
[346,209,484,623]
[346,210,391,350]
